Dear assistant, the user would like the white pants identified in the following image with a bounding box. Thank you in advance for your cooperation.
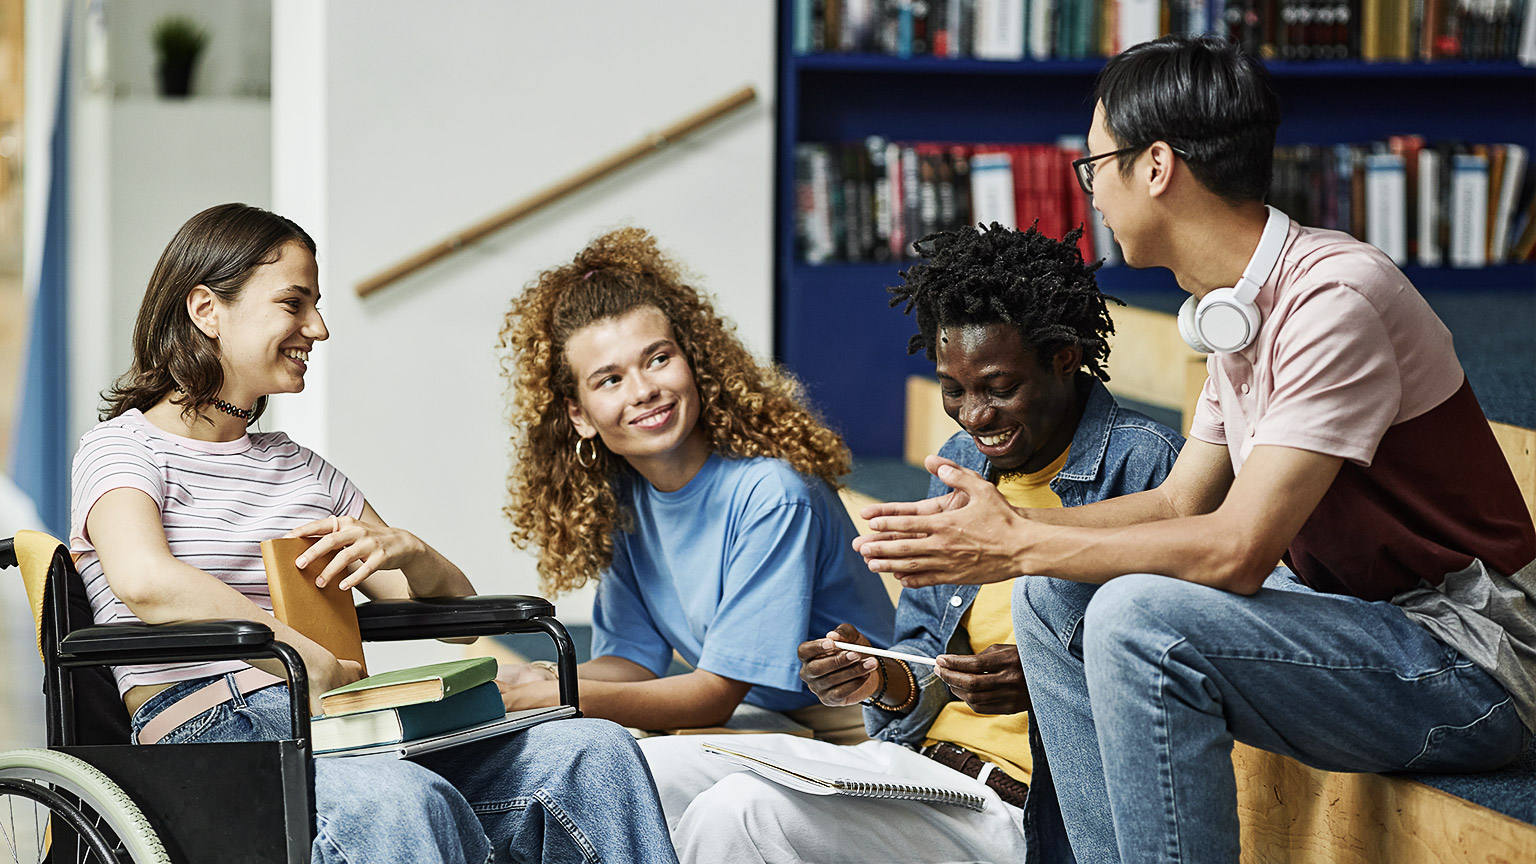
[638,733,1028,864]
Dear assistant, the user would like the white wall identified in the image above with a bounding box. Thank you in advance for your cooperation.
[272,1,776,619]
[105,0,271,98]
[107,98,270,376]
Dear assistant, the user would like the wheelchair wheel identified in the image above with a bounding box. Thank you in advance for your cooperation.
[0,748,169,863]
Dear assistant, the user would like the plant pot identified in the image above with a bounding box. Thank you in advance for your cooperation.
[157,56,197,98]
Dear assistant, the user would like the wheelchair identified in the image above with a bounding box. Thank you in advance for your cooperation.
[0,530,581,863]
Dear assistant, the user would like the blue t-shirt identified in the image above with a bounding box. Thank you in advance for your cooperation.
[590,453,895,711]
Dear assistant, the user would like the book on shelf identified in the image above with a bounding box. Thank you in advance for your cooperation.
[312,680,506,754]
[319,655,500,717]
[1449,150,1490,268]
[1269,136,1531,270]
[797,132,1531,271]
[261,537,366,672]
[973,0,1026,60]
[1490,143,1528,264]
[969,148,1018,228]
[1117,0,1161,54]
[701,740,987,811]
[1511,189,1536,262]
[1418,147,1444,267]
[1365,150,1408,265]
[798,0,1530,62]
[320,705,578,760]
[1521,0,1536,66]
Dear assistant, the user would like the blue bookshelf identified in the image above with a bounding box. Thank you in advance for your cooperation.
[773,3,1536,458]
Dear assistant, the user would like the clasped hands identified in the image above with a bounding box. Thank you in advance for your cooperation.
[798,624,1030,715]
[854,455,1031,588]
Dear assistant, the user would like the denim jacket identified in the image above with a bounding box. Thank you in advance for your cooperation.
[865,375,1185,745]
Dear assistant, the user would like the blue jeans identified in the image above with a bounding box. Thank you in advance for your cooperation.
[131,678,679,864]
[1013,569,1528,864]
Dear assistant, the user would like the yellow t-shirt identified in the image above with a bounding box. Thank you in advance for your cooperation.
[920,446,1069,784]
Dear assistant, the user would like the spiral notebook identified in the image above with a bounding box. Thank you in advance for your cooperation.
[700,741,986,812]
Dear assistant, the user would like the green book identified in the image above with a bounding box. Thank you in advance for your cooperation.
[312,680,506,753]
[319,656,498,717]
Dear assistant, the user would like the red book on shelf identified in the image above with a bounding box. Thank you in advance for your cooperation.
[1031,144,1068,244]
[1057,142,1095,261]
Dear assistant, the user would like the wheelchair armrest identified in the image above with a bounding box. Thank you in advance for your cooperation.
[355,595,556,641]
[59,619,275,663]
[57,620,312,745]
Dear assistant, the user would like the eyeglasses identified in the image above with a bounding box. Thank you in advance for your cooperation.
[1071,145,1191,195]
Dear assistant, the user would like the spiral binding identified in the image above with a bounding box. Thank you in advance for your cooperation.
[837,779,985,812]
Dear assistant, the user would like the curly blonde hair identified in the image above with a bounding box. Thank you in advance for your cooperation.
[500,227,851,596]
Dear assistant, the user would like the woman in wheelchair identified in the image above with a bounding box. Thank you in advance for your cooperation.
[496,227,894,741]
[69,203,679,864]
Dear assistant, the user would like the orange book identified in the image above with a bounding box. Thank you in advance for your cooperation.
[261,537,366,673]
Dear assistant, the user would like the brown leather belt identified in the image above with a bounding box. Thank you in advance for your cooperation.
[920,741,1029,809]
[137,668,285,745]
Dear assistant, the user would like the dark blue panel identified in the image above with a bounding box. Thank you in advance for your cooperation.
[779,264,936,457]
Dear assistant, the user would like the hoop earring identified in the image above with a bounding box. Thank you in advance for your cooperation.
[574,436,599,469]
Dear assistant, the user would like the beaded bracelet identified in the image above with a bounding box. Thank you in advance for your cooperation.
[867,659,918,713]
[858,655,889,707]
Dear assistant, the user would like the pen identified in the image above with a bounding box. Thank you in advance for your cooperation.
[832,641,940,667]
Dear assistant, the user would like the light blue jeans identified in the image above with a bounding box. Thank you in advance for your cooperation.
[131,678,679,864]
[1013,568,1528,864]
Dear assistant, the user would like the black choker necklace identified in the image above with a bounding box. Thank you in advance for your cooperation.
[212,399,255,421]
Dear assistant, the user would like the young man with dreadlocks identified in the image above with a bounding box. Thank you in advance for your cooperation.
[639,223,1182,864]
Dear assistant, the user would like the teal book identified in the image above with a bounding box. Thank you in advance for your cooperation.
[312,680,505,754]
[319,656,498,717]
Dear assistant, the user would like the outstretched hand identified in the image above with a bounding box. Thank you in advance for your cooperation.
[853,455,1031,588]
[286,515,423,591]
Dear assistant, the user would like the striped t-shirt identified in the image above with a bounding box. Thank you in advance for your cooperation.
[69,409,364,694]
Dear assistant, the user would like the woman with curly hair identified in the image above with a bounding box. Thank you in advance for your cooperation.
[496,227,894,741]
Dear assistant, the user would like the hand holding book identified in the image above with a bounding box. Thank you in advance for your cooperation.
[284,513,421,591]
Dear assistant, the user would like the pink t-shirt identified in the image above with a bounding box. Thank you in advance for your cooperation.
[69,409,365,694]
[1189,223,1535,599]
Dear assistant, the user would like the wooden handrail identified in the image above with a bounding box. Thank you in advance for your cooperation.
[355,85,759,297]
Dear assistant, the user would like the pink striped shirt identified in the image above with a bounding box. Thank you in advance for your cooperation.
[69,409,364,694]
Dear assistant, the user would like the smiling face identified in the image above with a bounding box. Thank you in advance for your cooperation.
[201,240,326,406]
[935,322,1080,474]
[564,305,711,491]
[1086,100,1150,268]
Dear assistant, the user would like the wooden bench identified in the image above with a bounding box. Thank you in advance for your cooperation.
[880,302,1536,863]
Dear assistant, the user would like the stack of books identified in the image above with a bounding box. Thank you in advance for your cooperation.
[310,657,503,754]
[261,537,573,758]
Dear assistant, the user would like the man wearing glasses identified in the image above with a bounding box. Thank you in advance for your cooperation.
[855,34,1536,864]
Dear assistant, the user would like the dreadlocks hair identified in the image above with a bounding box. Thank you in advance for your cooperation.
[499,227,851,596]
[887,222,1121,381]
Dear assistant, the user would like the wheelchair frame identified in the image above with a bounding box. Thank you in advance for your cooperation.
[1,533,582,864]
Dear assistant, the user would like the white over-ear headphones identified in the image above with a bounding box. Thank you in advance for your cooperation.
[1177,205,1290,354]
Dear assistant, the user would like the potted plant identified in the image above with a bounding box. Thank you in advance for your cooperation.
[152,15,208,98]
